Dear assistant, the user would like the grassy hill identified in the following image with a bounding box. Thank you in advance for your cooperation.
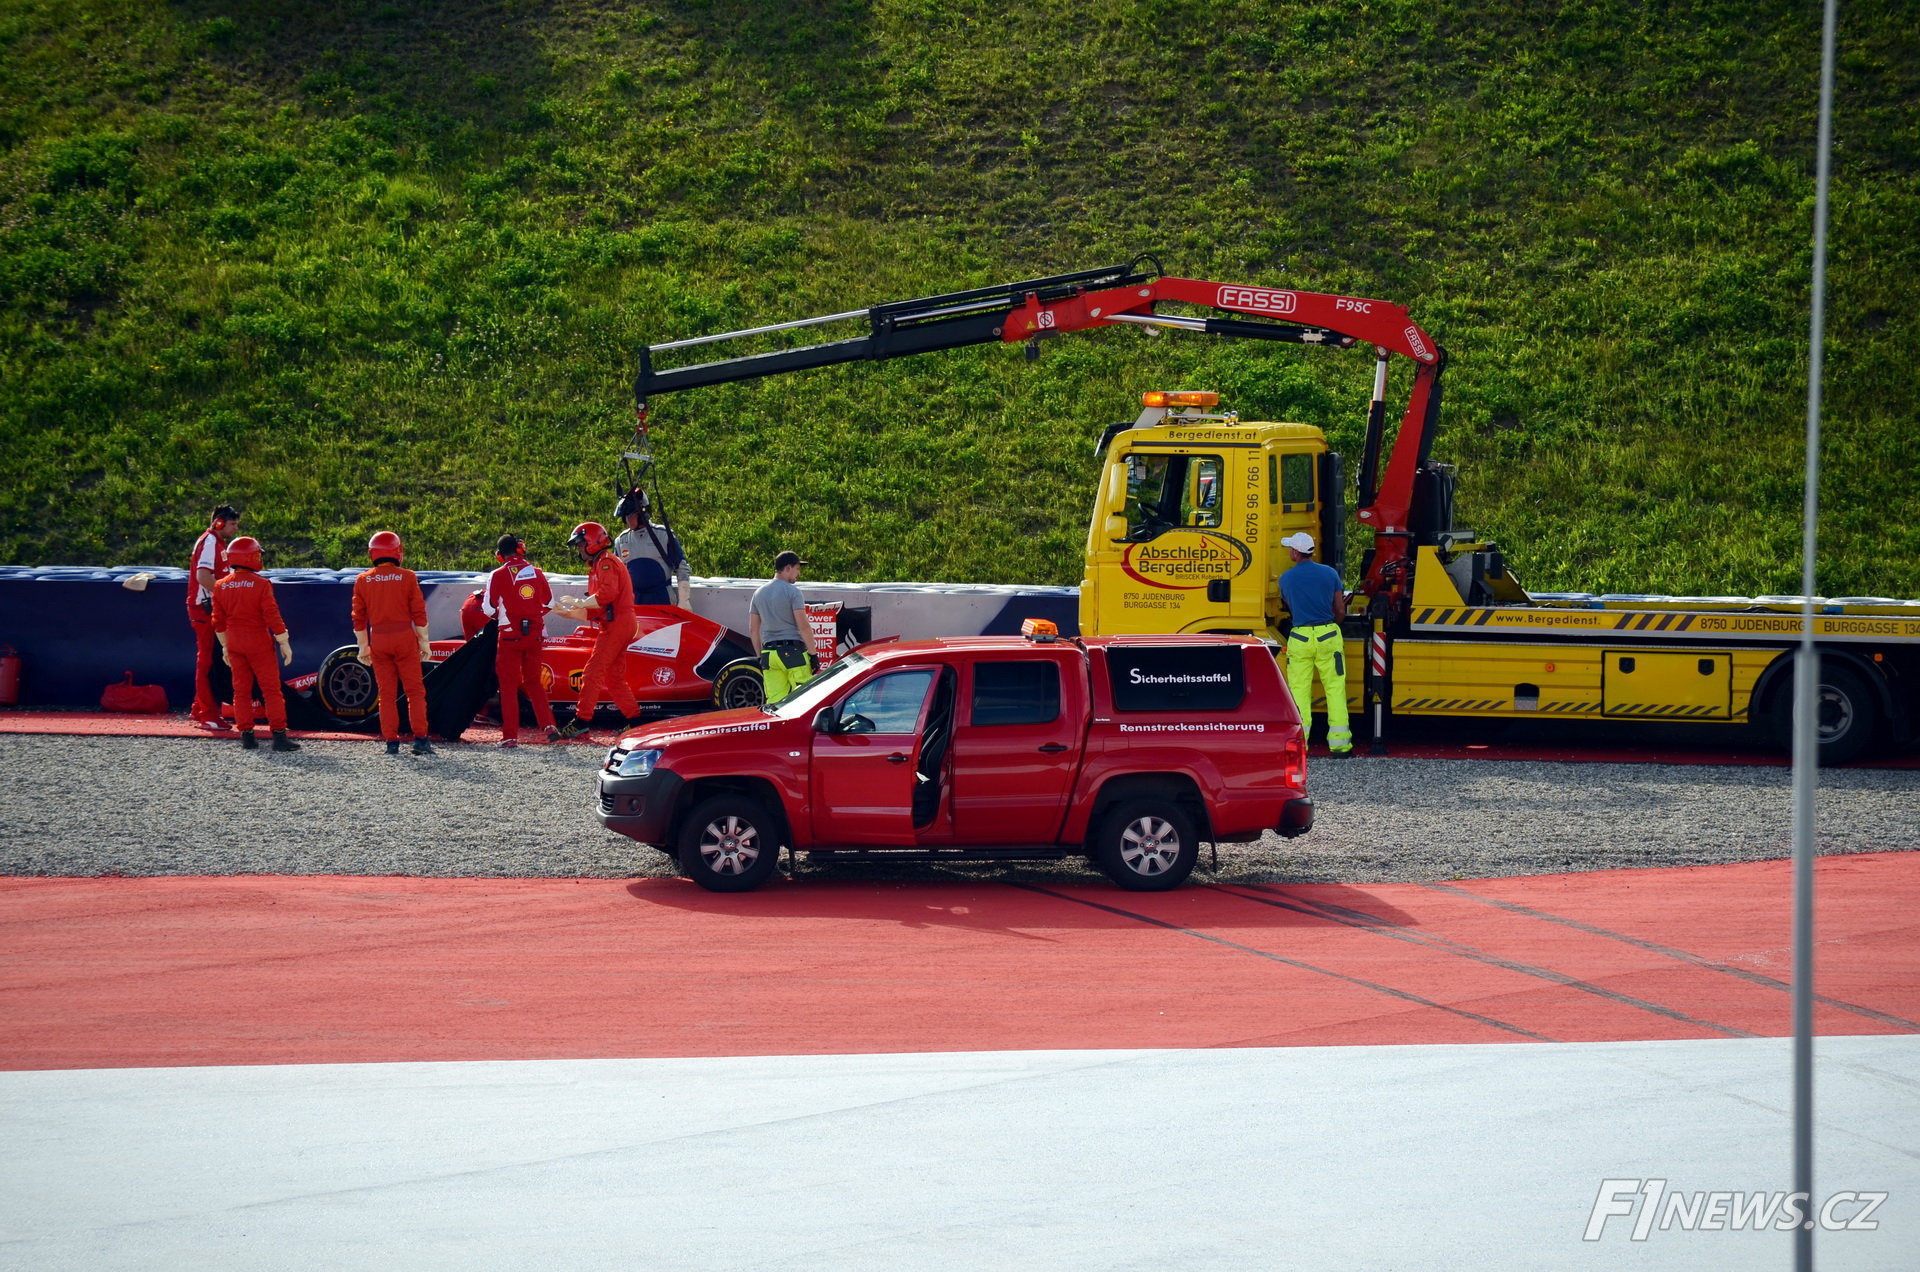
[3,0,1915,596]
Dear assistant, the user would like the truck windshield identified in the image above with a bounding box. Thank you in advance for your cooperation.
[763,652,865,716]
[1125,453,1223,539]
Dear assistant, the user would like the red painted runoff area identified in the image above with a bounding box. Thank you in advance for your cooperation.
[2,855,1914,1071]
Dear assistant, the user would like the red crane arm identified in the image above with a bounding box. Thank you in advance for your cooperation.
[995,276,1446,598]
[637,264,1448,601]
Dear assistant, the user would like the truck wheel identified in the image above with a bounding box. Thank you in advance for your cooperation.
[1766,663,1882,765]
[677,795,781,892]
[711,659,766,711]
[1811,665,1882,765]
[315,646,379,724]
[1096,799,1199,891]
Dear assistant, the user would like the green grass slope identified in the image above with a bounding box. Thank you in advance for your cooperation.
[2,0,1915,596]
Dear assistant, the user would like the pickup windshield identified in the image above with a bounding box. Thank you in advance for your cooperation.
[763,652,866,717]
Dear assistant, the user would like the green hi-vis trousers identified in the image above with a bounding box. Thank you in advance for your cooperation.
[1285,622,1352,753]
[761,641,816,703]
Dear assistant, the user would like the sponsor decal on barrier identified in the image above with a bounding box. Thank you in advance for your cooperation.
[1120,530,1252,591]
[806,601,842,667]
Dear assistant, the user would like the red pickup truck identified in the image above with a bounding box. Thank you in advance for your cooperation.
[596,631,1314,891]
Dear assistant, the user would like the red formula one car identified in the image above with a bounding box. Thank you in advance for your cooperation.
[309,605,765,730]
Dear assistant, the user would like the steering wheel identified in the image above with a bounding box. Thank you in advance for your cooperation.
[841,713,876,734]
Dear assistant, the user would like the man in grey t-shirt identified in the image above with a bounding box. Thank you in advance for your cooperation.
[749,550,813,701]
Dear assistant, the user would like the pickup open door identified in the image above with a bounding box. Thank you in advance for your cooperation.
[810,667,938,844]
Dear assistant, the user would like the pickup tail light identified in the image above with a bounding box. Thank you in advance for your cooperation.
[1282,740,1307,791]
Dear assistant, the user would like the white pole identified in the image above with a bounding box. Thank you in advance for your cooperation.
[1792,2,1839,1269]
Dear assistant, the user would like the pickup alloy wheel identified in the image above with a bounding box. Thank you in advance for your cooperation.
[677,795,781,892]
[1097,798,1200,891]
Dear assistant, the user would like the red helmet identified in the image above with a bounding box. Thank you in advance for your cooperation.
[226,536,263,570]
[568,521,611,558]
[368,530,404,563]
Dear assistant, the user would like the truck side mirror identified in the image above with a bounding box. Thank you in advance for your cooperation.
[812,707,835,734]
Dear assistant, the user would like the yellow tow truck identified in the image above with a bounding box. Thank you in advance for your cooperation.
[638,263,1920,763]
[1080,389,1920,763]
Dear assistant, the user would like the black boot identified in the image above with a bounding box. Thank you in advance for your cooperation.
[411,736,436,755]
[240,731,259,750]
[385,739,401,755]
[271,731,301,752]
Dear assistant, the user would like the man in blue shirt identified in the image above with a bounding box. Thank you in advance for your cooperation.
[1278,531,1352,756]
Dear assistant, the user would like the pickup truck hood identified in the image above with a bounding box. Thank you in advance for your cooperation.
[621,707,787,750]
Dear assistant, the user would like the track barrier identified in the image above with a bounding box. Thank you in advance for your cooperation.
[0,566,1079,708]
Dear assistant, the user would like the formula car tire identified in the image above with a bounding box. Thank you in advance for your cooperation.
[711,658,766,711]
[1095,798,1199,891]
[314,645,380,725]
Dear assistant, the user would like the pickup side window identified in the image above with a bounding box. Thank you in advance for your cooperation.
[1106,646,1247,713]
[836,669,935,734]
[970,661,1061,727]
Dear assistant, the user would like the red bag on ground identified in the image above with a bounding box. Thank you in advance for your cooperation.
[100,672,169,714]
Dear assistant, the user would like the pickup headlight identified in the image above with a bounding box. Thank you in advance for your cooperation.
[615,748,664,778]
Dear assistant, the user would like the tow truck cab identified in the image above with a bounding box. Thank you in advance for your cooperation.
[1080,393,1342,640]
[596,631,1312,892]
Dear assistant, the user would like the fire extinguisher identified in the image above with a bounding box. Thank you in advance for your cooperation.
[0,645,19,706]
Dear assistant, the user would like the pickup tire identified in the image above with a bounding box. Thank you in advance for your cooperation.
[677,794,782,893]
[1095,798,1199,891]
